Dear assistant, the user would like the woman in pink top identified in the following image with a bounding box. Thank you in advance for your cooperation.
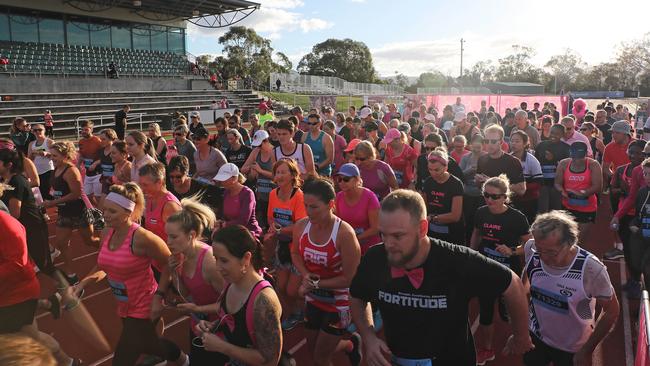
[138,162,181,242]
[75,183,188,366]
[383,128,418,189]
[165,197,226,365]
[334,163,381,255]
[213,163,262,238]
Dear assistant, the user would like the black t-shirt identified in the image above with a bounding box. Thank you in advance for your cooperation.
[293,130,304,144]
[422,174,465,245]
[169,179,224,217]
[595,123,612,145]
[1,174,42,225]
[339,125,351,143]
[474,206,529,269]
[349,240,512,364]
[114,110,127,136]
[534,141,570,185]
[225,144,252,168]
[415,154,464,191]
[476,153,524,184]
[189,122,205,136]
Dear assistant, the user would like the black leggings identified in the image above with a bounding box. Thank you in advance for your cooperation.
[523,333,574,366]
[38,170,53,200]
[113,317,182,366]
[25,217,55,276]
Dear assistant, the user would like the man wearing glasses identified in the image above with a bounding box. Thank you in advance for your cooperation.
[522,211,619,366]
[475,124,526,197]
[172,125,197,175]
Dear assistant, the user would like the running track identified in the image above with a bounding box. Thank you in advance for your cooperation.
[36,197,633,366]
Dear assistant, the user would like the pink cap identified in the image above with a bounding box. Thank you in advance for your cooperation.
[344,138,361,152]
[383,128,401,144]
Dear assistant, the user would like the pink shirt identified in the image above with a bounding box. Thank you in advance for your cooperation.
[145,191,180,242]
[178,243,220,334]
[335,188,381,254]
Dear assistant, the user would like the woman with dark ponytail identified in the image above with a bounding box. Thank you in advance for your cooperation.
[127,130,157,183]
[196,225,282,366]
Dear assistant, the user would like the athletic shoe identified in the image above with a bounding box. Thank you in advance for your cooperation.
[346,333,362,366]
[476,348,496,365]
[603,248,625,260]
[50,248,61,260]
[281,311,303,331]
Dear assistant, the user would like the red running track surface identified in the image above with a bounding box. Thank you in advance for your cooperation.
[36,198,634,366]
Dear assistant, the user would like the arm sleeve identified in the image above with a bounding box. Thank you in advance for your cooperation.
[226,188,255,227]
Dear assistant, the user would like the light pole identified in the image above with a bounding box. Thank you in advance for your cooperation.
[460,38,465,87]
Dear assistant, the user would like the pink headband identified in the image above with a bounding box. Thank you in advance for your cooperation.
[0,141,15,150]
[105,192,136,212]
[427,153,448,166]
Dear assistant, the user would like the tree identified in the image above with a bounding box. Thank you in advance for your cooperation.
[459,61,496,86]
[495,45,545,84]
[273,52,293,73]
[414,71,447,89]
[297,38,379,83]
[544,49,586,92]
[217,26,280,87]
[615,33,650,91]
[195,54,213,68]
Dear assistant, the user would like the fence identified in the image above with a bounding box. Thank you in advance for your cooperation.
[417,86,492,94]
[270,72,403,96]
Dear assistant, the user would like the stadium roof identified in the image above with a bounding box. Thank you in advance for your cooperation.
[64,0,260,27]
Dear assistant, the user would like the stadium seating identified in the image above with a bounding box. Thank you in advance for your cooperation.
[0,40,190,77]
[0,89,265,139]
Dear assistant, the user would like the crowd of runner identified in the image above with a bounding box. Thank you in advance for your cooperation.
[3,97,648,365]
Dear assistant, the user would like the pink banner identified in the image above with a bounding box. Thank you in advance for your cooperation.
[424,94,562,116]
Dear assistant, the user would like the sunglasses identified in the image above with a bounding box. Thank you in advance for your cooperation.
[483,139,501,145]
[483,192,505,200]
[354,156,367,162]
[307,121,320,126]
[336,176,354,183]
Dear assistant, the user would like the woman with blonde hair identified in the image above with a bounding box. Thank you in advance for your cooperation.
[148,123,168,164]
[46,141,99,284]
[470,174,530,364]
[353,140,398,200]
[165,197,226,365]
[139,162,181,243]
[74,183,188,366]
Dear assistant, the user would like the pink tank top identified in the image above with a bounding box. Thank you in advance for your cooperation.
[562,161,598,213]
[97,223,157,319]
[145,191,180,242]
[178,243,221,334]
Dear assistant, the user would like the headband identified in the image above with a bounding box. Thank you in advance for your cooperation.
[105,192,136,212]
[427,153,448,166]
[0,141,15,150]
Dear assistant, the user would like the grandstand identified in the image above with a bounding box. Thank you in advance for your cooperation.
[0,0,263,138]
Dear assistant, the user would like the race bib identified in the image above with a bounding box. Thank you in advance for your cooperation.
[101,164,114,177]
[428,222,449,234]
[530,285,569,314]
[392,356,433,366]
[83,158,94,169]
[108,278,128,302]
[481,246,510,267]
[395,171,404,186]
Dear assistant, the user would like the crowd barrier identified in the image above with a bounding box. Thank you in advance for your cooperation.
[424,94,563,116]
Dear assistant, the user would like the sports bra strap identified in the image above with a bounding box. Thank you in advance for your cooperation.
[245,280,273,346]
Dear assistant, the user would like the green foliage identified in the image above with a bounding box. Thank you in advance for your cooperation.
[261,91,364,112]
[297,38,379,83]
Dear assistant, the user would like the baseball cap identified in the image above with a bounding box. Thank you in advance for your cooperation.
[189,111,200,118]
[364,121,379,132]
[569,142,588,159]
[611,120,631,135]
[213,163,239,182]
[251,129,270,147]
[398,122,411,133]
[344,138,361,153]
[334,163,360,177]
[424,113,436,122]
[383,128,401,144]
[453,112,467,122]
[359,107,372,119]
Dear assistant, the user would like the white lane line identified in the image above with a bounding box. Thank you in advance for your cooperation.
[36,288,112,320]
[288,337,307,355]
[86,316,190,366]
[53,250,99,267]
[620,261,634,366]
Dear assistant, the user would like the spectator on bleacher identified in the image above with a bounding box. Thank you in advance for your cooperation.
[209,99,219,110]
[224,129,252,169]
[114,104,130,141]
[188,111,205,136]
[43,110,54,138]
[10,118,36,155]
[107,61,118,79]
[192,127,226,185]
[210,73,218,87]
[228,114,251,146]
[276,78,281,91]
[220,97,229,109]
[147,123,167,165]
[27,124,55,201]
[0,54,8,72]
[173,125,196,174]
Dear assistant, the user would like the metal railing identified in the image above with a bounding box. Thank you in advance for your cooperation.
[417,86,492,94]
[270,72,403,96]
[74,113,146,140]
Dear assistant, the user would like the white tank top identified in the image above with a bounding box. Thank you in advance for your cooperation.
[274,143,306,174]
[525,246,596,353]
[30,139,54,175]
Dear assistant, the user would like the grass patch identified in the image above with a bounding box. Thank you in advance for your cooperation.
[261,91,365,111]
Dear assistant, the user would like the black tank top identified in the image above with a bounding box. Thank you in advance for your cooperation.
[219,280,265,352]
[51,165,84,216]
[100,148,114,178]
[153,136,167,164]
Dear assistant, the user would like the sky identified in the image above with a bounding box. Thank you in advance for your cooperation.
[186,0,650,78]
